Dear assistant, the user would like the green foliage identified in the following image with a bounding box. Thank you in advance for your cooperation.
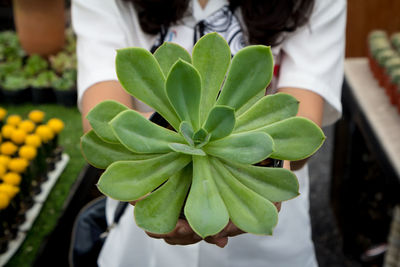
[0,31,25,62]
[30,70,58,88]
[23,54,49,77]
[49,51,76,74]
[1,74,28,91]
[52,69,76,91]
[81,33,325,238]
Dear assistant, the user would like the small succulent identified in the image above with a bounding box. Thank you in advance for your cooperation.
[0,31,25,62]
[23,54,49,78]
[1,74,28,91]
[30,70,58,88]
[49,51,76,74]
[52,69,76,91]
[81,33,325,238]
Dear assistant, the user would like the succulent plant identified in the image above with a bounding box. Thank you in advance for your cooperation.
[30,70,58,88]
[81,33,325,238]
[23,54,49,78]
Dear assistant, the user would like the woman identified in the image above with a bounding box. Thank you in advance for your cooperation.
[71,0,346,266]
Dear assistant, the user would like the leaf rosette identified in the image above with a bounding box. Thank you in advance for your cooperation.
[81,33,325,238]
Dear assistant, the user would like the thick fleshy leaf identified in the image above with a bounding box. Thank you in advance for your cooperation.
[203,105,235,141]
[203,132,274,164]
[192,32,231,122]
[179,121,194,146]
[234,93,299,133]
[166,60,201,130]
[169,143,206,156]
[193,128,208,144]
[184,156,229,238]
[98,153,191,201]
[81,130,156,169]
[222,160,299,202]
[216,45,273,111]
[210,158,278,235]
[154,42,192,77]
[86,100,128,143]
[110,110,184,153]
[235,90,264,117]
[134,164,192,234]
[258,117,325,160]
[116,48,180,129]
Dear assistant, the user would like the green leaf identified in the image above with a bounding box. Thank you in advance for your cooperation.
[216,45,273,111]
[116,48,180,129]
[134,164,192,234]
[166,60,201,130]
[193,128,208,144]
[86,100,128,143]
[203,132,274,164]
[234,93,299,133]
[210,158,278,235]
[235,89,264,117]
[192,32,231,122]
[98,153,191,201]
[259,117,325,160]
[110,110,184,153]
[169,143,206,156]
[154,42,192,77]
[81,130,157,169]
[179,121,194,146]
[203,105,235,141]
[222,160,299,202]
[184,156,229,238]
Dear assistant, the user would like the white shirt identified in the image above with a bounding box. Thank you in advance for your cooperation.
[71,0,346,266]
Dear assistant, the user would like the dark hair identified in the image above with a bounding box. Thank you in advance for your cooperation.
[125,0,315,46]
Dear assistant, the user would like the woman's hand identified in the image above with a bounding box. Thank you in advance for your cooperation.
[142,201,281,248]
[133,160,287,248]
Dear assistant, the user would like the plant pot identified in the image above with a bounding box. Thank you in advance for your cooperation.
[31,87,56,104]
[0,87,31,104]
[12,0,65,57]
[54,88,77,107]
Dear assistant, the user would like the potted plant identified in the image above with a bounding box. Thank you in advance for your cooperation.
[0,74,30,104]
[52,69,77,107]
[30,70,57,104]
[81,33,325,238]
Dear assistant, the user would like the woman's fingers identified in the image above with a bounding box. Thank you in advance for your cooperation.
[145,219,202,245]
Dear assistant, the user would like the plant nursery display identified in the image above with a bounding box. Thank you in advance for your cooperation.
[81,33,325,238]
[0,30,77,106]
[367,30,400,113]
[0,107,65,255]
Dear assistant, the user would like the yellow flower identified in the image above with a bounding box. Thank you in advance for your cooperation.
[25,134,42,148]
[0,183,20,198]
[0,155,11,166]
[0,142,18,156]
[8,158,29,173]
[0,107,7,121]
[28,110,45,124]
[1,124,15,139]
[0,164,6,178]
[0,193,10,210]
[0,134,2,143]
[19,120,36,133]
[19,145,37,161]
[47,118,64,134]
[35,125,54,143]
[10,128,27,145]
[6,114,22,126]
[2,172,22,186]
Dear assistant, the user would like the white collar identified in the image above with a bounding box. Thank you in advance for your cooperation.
[192,0,228,22]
